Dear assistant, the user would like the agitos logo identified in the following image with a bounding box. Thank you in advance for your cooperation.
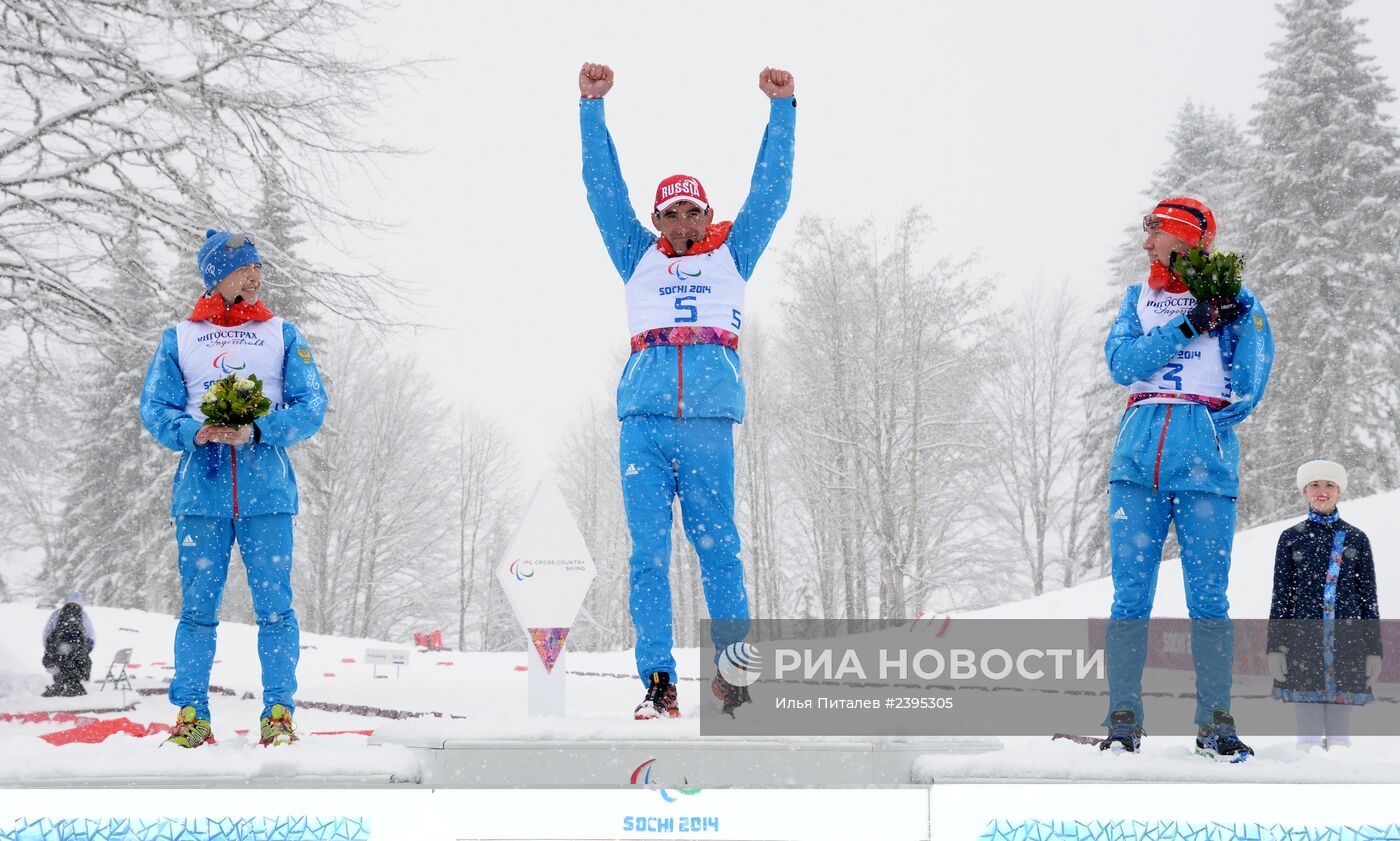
[629,758,700,802]
[667,260,701,280]
[211,352,246,374]
[508,560,534,582]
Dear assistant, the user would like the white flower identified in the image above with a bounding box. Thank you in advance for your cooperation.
[234,376,254,391]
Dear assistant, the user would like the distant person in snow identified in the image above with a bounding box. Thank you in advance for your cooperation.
[139,230,326,748]
[578,62,795,719]
[41,592,95,697]
[1100,198,1274,758]
[1268,459,1382,751]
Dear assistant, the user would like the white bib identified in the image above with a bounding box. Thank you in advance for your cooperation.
[176,317,287,420]
[1129,286,1231,403]
[625,243,747,335]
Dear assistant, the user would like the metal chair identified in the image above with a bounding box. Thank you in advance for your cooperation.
[96,647,134,692]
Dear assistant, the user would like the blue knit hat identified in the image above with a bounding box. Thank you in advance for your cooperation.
[197,229,261,291]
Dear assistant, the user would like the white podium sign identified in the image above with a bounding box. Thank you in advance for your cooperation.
[495,478,596,717]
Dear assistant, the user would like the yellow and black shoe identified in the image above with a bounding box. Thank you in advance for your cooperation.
[163,706,214,748]
[259,704,298,746]
[634,672,680,720]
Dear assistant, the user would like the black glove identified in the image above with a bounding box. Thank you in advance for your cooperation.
[1181,297,1243,338]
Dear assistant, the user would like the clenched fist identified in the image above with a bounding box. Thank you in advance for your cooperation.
[758,66,795,99]
[579,62,614,98]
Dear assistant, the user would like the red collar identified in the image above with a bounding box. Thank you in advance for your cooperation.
[189,295,275,327]
[656,221,733,257]
[1147,261,1189,294]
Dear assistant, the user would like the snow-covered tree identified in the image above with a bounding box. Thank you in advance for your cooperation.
[252,163,320,336]
[982,282,1096,596]
[450,408,519,651]
[0,355,68,598]
[779,210,992,619]
[0,0,401,346]
[1242,0,1400,519]
[732,327,790,622]
[295,333,457,641]
[43,222,179,610]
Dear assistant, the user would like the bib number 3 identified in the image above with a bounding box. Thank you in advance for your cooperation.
[1161,362,1184,390]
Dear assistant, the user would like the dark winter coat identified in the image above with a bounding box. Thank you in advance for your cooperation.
[42,603,93,687]
[1267,511,1381,704]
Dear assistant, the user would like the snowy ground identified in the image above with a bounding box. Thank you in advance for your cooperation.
[0,600,717,783]
[0,492,1396,786]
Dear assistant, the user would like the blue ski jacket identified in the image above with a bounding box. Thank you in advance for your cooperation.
[1105,283,1273,497]
[140,315,326,518]
[580,95,795,422]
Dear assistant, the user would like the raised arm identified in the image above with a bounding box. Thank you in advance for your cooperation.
[729,67,797,279]
[579,62,657,280]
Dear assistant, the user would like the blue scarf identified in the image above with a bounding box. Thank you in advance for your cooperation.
[1307,509,1340,526]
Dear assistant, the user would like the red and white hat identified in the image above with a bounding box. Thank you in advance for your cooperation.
[654,174,709,212]
[1143,197,1216,249]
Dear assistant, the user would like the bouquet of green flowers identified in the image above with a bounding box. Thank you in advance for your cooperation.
[1172,246,1244,300]
[199,373,272,427]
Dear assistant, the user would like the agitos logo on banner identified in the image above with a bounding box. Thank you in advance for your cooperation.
[494,480,596,676]
[629,757,701,802]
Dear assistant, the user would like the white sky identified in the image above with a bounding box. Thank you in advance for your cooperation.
[316,0,1400,480]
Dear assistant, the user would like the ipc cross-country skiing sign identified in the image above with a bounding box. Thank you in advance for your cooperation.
[495,480,596,692]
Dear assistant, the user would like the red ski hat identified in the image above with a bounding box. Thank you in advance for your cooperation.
[654,174,709,212]
[1143,197,1216,249]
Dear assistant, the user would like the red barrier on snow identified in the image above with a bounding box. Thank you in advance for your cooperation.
[436,662,454,667]
[513,665,527,671]
[1,712,61,725]
[41,717,146,745]
[323,673,336,677]
[341,658,356,663]
[309,730,375,737]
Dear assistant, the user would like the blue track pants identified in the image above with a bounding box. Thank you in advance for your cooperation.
[171,514,298,721]
[1105,482,1235,728]
[620,416,750,684]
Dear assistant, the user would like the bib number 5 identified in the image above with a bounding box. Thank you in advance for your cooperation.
[674,296,697,323]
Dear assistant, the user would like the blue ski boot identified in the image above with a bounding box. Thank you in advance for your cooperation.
[1099,709,1143,753]
[1195,710,1253,762]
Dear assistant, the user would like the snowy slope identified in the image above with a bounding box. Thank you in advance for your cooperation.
[1,493,1397,785]
[912,490,1400,783]
[962,490,1400,619]
[0,600,709,784]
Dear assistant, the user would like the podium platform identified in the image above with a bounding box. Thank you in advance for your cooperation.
[368,729,1002,787]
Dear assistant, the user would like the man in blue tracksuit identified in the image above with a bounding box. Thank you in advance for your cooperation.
[578,62,795,719]
[1100,198,1273,758]
[140,230,326,747]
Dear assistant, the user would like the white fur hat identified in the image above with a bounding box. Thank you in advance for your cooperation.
[1297,459,1347,493]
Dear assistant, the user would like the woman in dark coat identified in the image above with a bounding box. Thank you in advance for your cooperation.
[1267,459,1383,751]
[41,601,93,697]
